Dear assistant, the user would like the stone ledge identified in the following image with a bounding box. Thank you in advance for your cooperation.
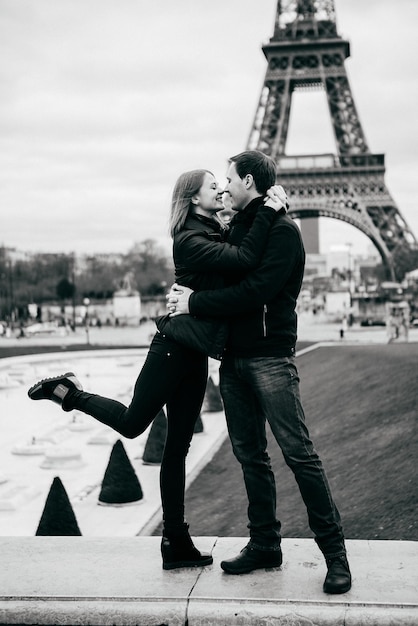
[188,602,418,626]
[1,537,417,625]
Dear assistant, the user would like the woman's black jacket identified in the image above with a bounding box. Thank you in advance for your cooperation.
[172,207,277,291]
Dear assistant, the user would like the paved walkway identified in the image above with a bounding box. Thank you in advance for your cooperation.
[297,311,418,344]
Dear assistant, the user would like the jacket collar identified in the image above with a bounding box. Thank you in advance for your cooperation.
[230,196,264,226]
[183,213,225,233]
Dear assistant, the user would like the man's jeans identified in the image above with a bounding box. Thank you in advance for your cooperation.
[220,355,346,558]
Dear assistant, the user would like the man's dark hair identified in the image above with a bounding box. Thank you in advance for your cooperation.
[229,150,277,195]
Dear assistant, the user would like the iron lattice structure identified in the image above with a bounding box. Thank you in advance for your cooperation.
[247,0,417,280]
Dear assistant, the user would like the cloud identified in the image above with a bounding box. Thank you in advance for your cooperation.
[0,0,417,257]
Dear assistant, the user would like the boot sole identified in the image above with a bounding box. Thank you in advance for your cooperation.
[163,556,213,570]
[221,564,282,575]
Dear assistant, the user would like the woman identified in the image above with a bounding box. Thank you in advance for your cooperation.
[28,169,287,570]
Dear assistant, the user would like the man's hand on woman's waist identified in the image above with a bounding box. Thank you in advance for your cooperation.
[167,283,194,316]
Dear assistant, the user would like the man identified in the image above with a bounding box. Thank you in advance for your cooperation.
[168,150,351,594]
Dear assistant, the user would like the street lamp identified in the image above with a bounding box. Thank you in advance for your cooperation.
[346,243,353,297]
[71,252,77,332]
[83,297,90,345]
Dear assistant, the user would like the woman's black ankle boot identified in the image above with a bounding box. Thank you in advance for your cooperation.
[161,524,213,570]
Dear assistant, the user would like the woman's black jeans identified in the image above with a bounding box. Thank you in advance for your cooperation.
[65,333,208,534]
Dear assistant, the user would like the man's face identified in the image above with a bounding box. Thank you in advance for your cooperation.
[224,163,250,211]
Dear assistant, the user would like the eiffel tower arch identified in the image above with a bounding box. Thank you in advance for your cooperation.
[247,0,417,280]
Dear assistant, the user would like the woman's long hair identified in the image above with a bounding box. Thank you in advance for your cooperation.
[169,169,213,238]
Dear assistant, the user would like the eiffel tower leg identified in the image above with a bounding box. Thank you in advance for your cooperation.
[325,75,369,155]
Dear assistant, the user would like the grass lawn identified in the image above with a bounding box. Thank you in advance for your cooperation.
[179,343,417,541]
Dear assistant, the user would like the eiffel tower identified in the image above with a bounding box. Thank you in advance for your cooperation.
[247,0,417,280]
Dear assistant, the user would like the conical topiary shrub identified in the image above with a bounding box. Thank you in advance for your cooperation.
[202,376,223,412]
[36,476,82,536]
[142,408,167,465]
[98,439,143,506]
[193,413,204,433]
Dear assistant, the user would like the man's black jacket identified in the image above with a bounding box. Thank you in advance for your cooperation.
[188,197,306,357]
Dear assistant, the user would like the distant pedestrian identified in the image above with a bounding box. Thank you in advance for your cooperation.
[339,315,348,340]
[400,310,409,342]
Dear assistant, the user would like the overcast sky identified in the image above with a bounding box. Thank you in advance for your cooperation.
[1,0,417,258]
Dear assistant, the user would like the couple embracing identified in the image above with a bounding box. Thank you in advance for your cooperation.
[28,150,351,595]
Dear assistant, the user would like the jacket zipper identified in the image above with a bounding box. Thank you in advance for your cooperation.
[262,304,267,337]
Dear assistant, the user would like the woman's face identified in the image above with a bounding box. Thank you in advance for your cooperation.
[193,172,224,214]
